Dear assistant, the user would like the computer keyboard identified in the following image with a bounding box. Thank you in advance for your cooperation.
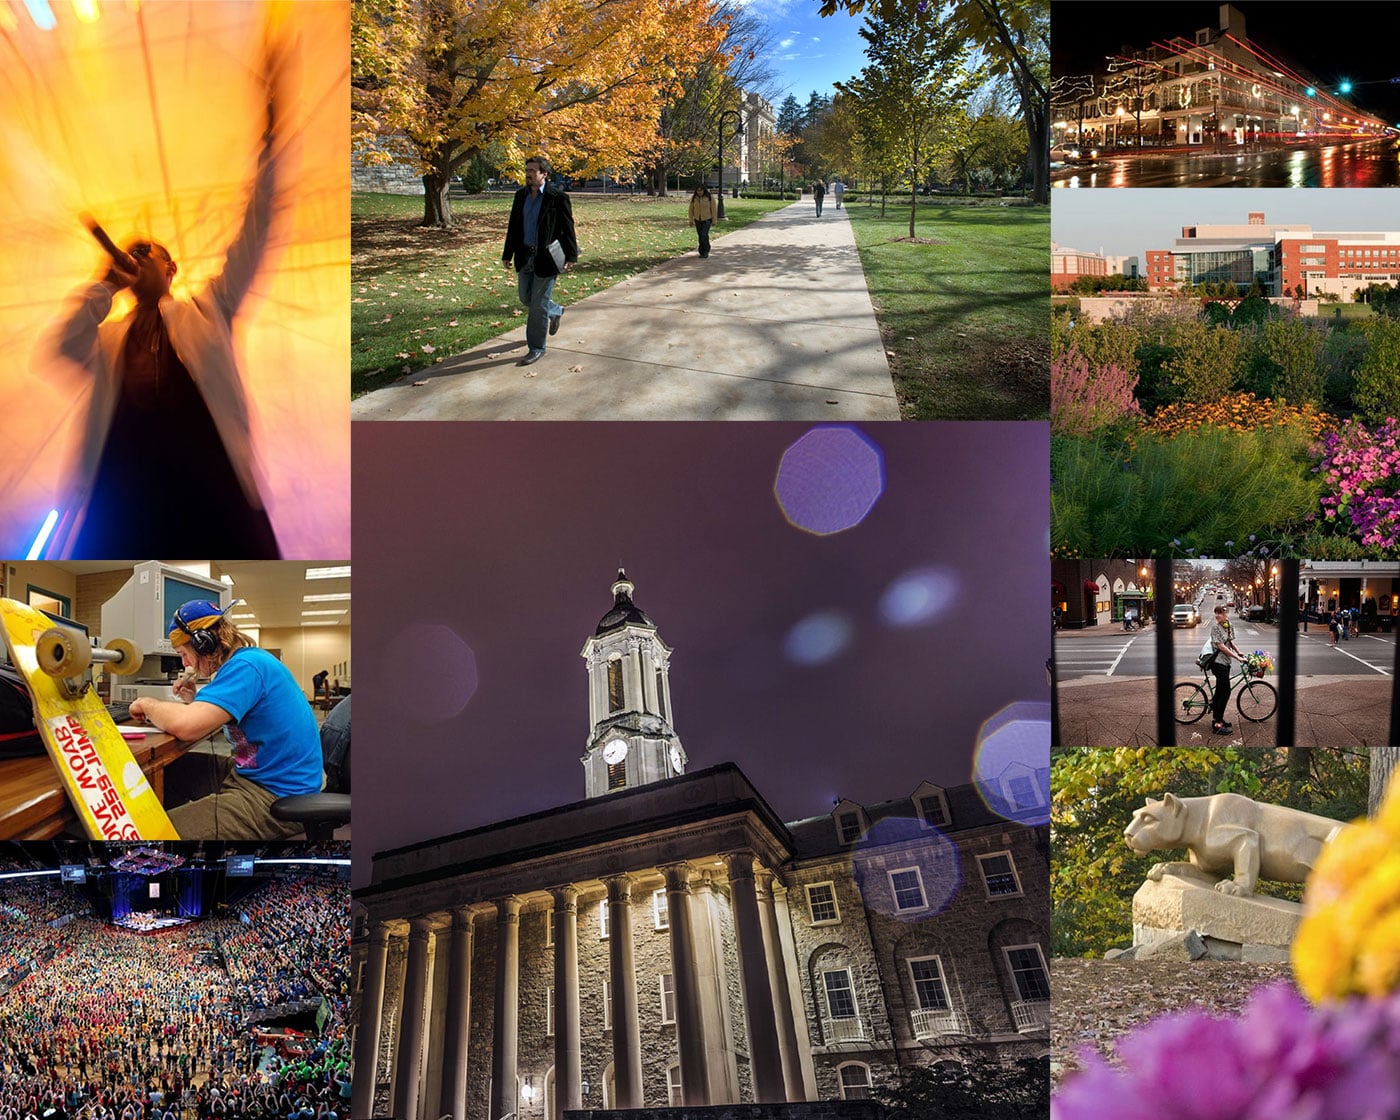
[105,701,133,723]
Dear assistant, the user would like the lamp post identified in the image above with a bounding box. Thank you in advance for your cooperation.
[717,109,744,219]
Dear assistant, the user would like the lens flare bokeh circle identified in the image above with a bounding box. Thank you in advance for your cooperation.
[386,623,479,725]
[973,701,1050,825]
[774,426,885,536]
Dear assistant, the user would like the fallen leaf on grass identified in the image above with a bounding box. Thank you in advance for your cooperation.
[421,344,436,354]
[512,309,523,317]
[491,321,503,327]
[447,320,459,327]
[395,352,411,359]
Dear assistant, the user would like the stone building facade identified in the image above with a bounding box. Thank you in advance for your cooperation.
[350,575,1049,1120]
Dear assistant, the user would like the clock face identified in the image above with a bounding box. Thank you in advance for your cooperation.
[670,746,684,772]
[603,739,628,765]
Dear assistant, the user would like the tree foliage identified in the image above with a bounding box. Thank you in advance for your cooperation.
[877,1057,1048,1120]
[837,8,975,238]
[1052,748,1371,958]
[352,0,728,225]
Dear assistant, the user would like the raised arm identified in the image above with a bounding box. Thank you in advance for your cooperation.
[208,40,293,321]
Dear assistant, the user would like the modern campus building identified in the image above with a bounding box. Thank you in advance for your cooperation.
[1051,4,1390,152]
[1143,212,1400,299]
[1052,244,1140,291]
[350,573,1050,1120]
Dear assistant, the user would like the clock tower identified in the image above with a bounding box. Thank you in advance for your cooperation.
[581,569,687,798]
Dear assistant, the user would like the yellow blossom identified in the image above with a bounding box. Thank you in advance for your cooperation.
[1294,769,1400,1001]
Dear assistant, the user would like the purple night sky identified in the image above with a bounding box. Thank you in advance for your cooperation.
[352,423,1049,887]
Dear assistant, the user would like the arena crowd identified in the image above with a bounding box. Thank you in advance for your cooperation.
[0,873,350,1120]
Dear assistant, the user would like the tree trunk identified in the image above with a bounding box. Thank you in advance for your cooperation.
[1371,748,1399,817]
[908,184,916,240]
[421,171,453,228]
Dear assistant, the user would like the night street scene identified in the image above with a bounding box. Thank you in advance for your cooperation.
[1052,558,1400,747]
[1051,2,1400,188]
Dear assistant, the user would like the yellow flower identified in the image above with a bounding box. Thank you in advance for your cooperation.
[1294,770,1400,1001]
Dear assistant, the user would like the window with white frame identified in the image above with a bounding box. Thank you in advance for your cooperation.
[916,792,949,828]
[822,968,858,1020]
[667,1064,683,1106]
[546,988,554,1036]
[838,1063,872,1101]
[659,972,676,1024]
[1004,944,1050,1001]
[977,852,1022,898]
[599,900,610,939]
[603,980,613,1030]
[1006,773,1042,810]
[836,810,863,844]
[888,867,927,911]
[653,887,669,930]
[907,956,951,1011]
[806,882,840,925]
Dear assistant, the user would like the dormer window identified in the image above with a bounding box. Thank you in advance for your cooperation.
[837,811,862,844]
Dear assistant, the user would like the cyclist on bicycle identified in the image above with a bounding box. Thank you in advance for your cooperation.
[1209,604,1245,735]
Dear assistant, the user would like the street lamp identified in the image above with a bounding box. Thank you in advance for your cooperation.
[716,109,744,220]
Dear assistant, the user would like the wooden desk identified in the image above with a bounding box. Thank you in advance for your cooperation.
[0,731,192,839]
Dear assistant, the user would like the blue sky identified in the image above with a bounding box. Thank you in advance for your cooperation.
[743,0,872,104]
[1052,189,1400,262]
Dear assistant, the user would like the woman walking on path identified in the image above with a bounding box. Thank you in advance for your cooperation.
[688,184,716,258]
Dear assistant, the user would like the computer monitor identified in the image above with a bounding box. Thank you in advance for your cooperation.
[100,562,229,668]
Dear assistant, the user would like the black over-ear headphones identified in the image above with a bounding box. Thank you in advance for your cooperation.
[174,600,244,657]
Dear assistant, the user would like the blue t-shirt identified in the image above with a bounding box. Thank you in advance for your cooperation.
[196,647,323,797]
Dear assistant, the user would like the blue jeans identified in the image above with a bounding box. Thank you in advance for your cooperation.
[517,259,562,350]
[695,219,712,256]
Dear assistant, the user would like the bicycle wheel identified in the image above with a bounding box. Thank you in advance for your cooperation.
[1173,682,1210,724]
[1236,680,1278,722]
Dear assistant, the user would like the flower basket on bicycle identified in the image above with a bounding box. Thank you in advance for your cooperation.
[1244,650,1274,679]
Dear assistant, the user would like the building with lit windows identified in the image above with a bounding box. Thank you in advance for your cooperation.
[350,573,1050,1120]
[1142,212,1400,298]
[1051,4,1390,152]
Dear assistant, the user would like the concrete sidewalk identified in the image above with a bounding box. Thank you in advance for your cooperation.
[350,200,900,421]
[1057,674,1395,747]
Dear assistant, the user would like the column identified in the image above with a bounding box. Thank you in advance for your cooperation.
[623,638,644,712]
[393,917,433,1120]
[490,897,523,1120]
[439,908,475,1120]
[662,862,711,1105]
[756,870,804,1101]
[723,853,785,1103]
[605,876,644,1108]
[552,886,582,1120]
[639,642,658,715]
[352,923,391,1120]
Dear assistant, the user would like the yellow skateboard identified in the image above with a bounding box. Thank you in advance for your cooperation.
[0,598,178,839]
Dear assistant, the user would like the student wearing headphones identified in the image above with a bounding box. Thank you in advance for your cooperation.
[128,599,323,838]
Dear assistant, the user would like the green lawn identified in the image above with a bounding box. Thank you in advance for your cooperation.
[1317,302,1375,321]
[845,199,1050,420]
[351,192,788,396]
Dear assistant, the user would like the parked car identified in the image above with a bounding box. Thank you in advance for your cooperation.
[1245,605,1267,621]
[1172,604,1199,627]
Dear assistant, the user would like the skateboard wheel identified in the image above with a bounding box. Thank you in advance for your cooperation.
[105,638,142,677]
[37,627,91,678]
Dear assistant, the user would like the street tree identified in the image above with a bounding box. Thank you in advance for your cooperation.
[838,8,975,238]
[352,0,725,227]
[1373,750,1399,817]
[645,2,779,195]
[877,1057,1047,1119]
[819,0,1049,204]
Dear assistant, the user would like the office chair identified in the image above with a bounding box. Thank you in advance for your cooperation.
[271,695,350,840]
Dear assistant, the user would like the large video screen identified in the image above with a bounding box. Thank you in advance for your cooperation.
[226,854,256,877]
[60,864,86,884]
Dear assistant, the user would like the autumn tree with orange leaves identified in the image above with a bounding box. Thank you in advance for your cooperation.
[353,0,729,227]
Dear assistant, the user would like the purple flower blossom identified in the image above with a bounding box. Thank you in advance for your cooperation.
[1053,984,1400,1120]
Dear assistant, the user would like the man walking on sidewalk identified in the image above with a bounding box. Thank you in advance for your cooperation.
[813,179,826,216]
[502,155,579,366]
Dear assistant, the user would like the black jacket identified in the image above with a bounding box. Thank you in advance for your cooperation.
[502,184,579,278]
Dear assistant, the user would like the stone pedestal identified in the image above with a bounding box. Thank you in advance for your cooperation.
[1132,866,1302,959]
